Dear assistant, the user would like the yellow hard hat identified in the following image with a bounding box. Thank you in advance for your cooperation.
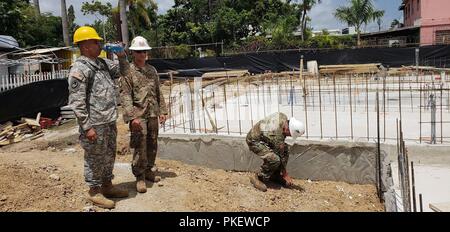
[73,26,103,44]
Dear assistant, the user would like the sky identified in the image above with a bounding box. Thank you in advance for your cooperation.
[39,0,403,32]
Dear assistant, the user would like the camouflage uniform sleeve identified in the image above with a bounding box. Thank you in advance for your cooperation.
[68,64,91,131]
[246,126,274,155]
[105,56,131,79]
[119,75,136,123]
[154,67,168,115]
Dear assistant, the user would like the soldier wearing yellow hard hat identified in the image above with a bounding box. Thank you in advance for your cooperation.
[68,26,130,209]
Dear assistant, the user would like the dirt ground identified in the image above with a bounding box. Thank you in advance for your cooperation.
[0,117,384,212]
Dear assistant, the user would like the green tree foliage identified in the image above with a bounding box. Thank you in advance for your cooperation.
[0,0,64,47]
[334,0,384,46]
[67,5,78,41]
[0,0,30,44]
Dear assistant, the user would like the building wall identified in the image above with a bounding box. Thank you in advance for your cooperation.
[403,0,421,27]
[420,0,450,45]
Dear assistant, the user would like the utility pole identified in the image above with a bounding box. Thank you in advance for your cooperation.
[119,0,129,47]
[61,0,70,46]
[33,0,40,15]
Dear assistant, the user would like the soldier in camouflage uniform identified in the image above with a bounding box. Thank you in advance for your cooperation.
[246,112,305,192]
[119,36,168,193]
[68,26,129,209]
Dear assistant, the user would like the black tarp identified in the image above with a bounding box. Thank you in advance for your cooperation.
[0,79,68,123]
[149,45,450,76]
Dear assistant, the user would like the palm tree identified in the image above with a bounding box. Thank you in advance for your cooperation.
[61,0,70,46]
[127,0,158,38]
[377,16,382,31]
[297,0,322,41]
[118,0,157,46]
[119,0,129,46]
[334,0,384,47]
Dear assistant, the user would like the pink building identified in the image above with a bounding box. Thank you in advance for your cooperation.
[400,0,450,45]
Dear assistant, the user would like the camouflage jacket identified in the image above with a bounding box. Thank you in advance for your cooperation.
[68,55,129,131]
[246,112,289,156]
[119,63,168,123]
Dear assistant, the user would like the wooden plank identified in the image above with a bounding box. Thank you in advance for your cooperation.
[429,202,450,212]
[21,118,41,127]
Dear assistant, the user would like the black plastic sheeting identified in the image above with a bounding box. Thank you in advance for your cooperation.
[0,79,68,123]
[149,45,450,77]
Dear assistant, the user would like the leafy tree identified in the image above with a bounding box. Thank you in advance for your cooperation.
[390,19,401,29]
[81,0,117,41]
[67,5,78,40]
[334,0,384,46]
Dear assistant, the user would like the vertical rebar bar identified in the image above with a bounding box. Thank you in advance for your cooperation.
[366,73,370,140]
[349,74,354,140]
[248,78,254,127]
[168,74,174,133]
[290,72,294,118]
[411,161,417,212]
[318,73,323,139]
[376,90,382,200]
[223,84,230,135]
[303,70,309,139]
[212,91,218,134]
[202,85,207,133]
[383,74,386,142]
[179,82,186,133]
[399,73,403,122]
[419,194,423,212]
[441,84,443,143]
[262,74,267,118]
[237,78,242,135]
[420,85,422,143]
[333,75,338,139]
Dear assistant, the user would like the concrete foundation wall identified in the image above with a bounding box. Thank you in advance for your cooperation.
[158,134,385,185]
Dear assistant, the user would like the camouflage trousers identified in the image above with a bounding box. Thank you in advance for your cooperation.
[247,140,289,182]
[79,122,117,187]
[130,117,159,177]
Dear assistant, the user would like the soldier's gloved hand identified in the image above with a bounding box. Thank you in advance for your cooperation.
[131,119,143,132]
[86,128,97,142]
[281,170,293,187]
[159,115,167,124]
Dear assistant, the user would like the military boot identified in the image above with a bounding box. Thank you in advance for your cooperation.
[136,175,147,193]
[101,181,129,198]
[249,173,267,192]
[87,186,115,209]
[145,168,161,183]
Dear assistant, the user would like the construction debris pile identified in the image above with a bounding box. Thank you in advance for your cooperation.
[319,63,382,74]
[0,116,43,147]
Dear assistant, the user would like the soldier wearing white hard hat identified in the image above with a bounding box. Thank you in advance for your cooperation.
[119,36,168,193]
[246,112,305,192]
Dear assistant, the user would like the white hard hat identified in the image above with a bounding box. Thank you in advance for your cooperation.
[129,36,152,51]
[289,117,305,139]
